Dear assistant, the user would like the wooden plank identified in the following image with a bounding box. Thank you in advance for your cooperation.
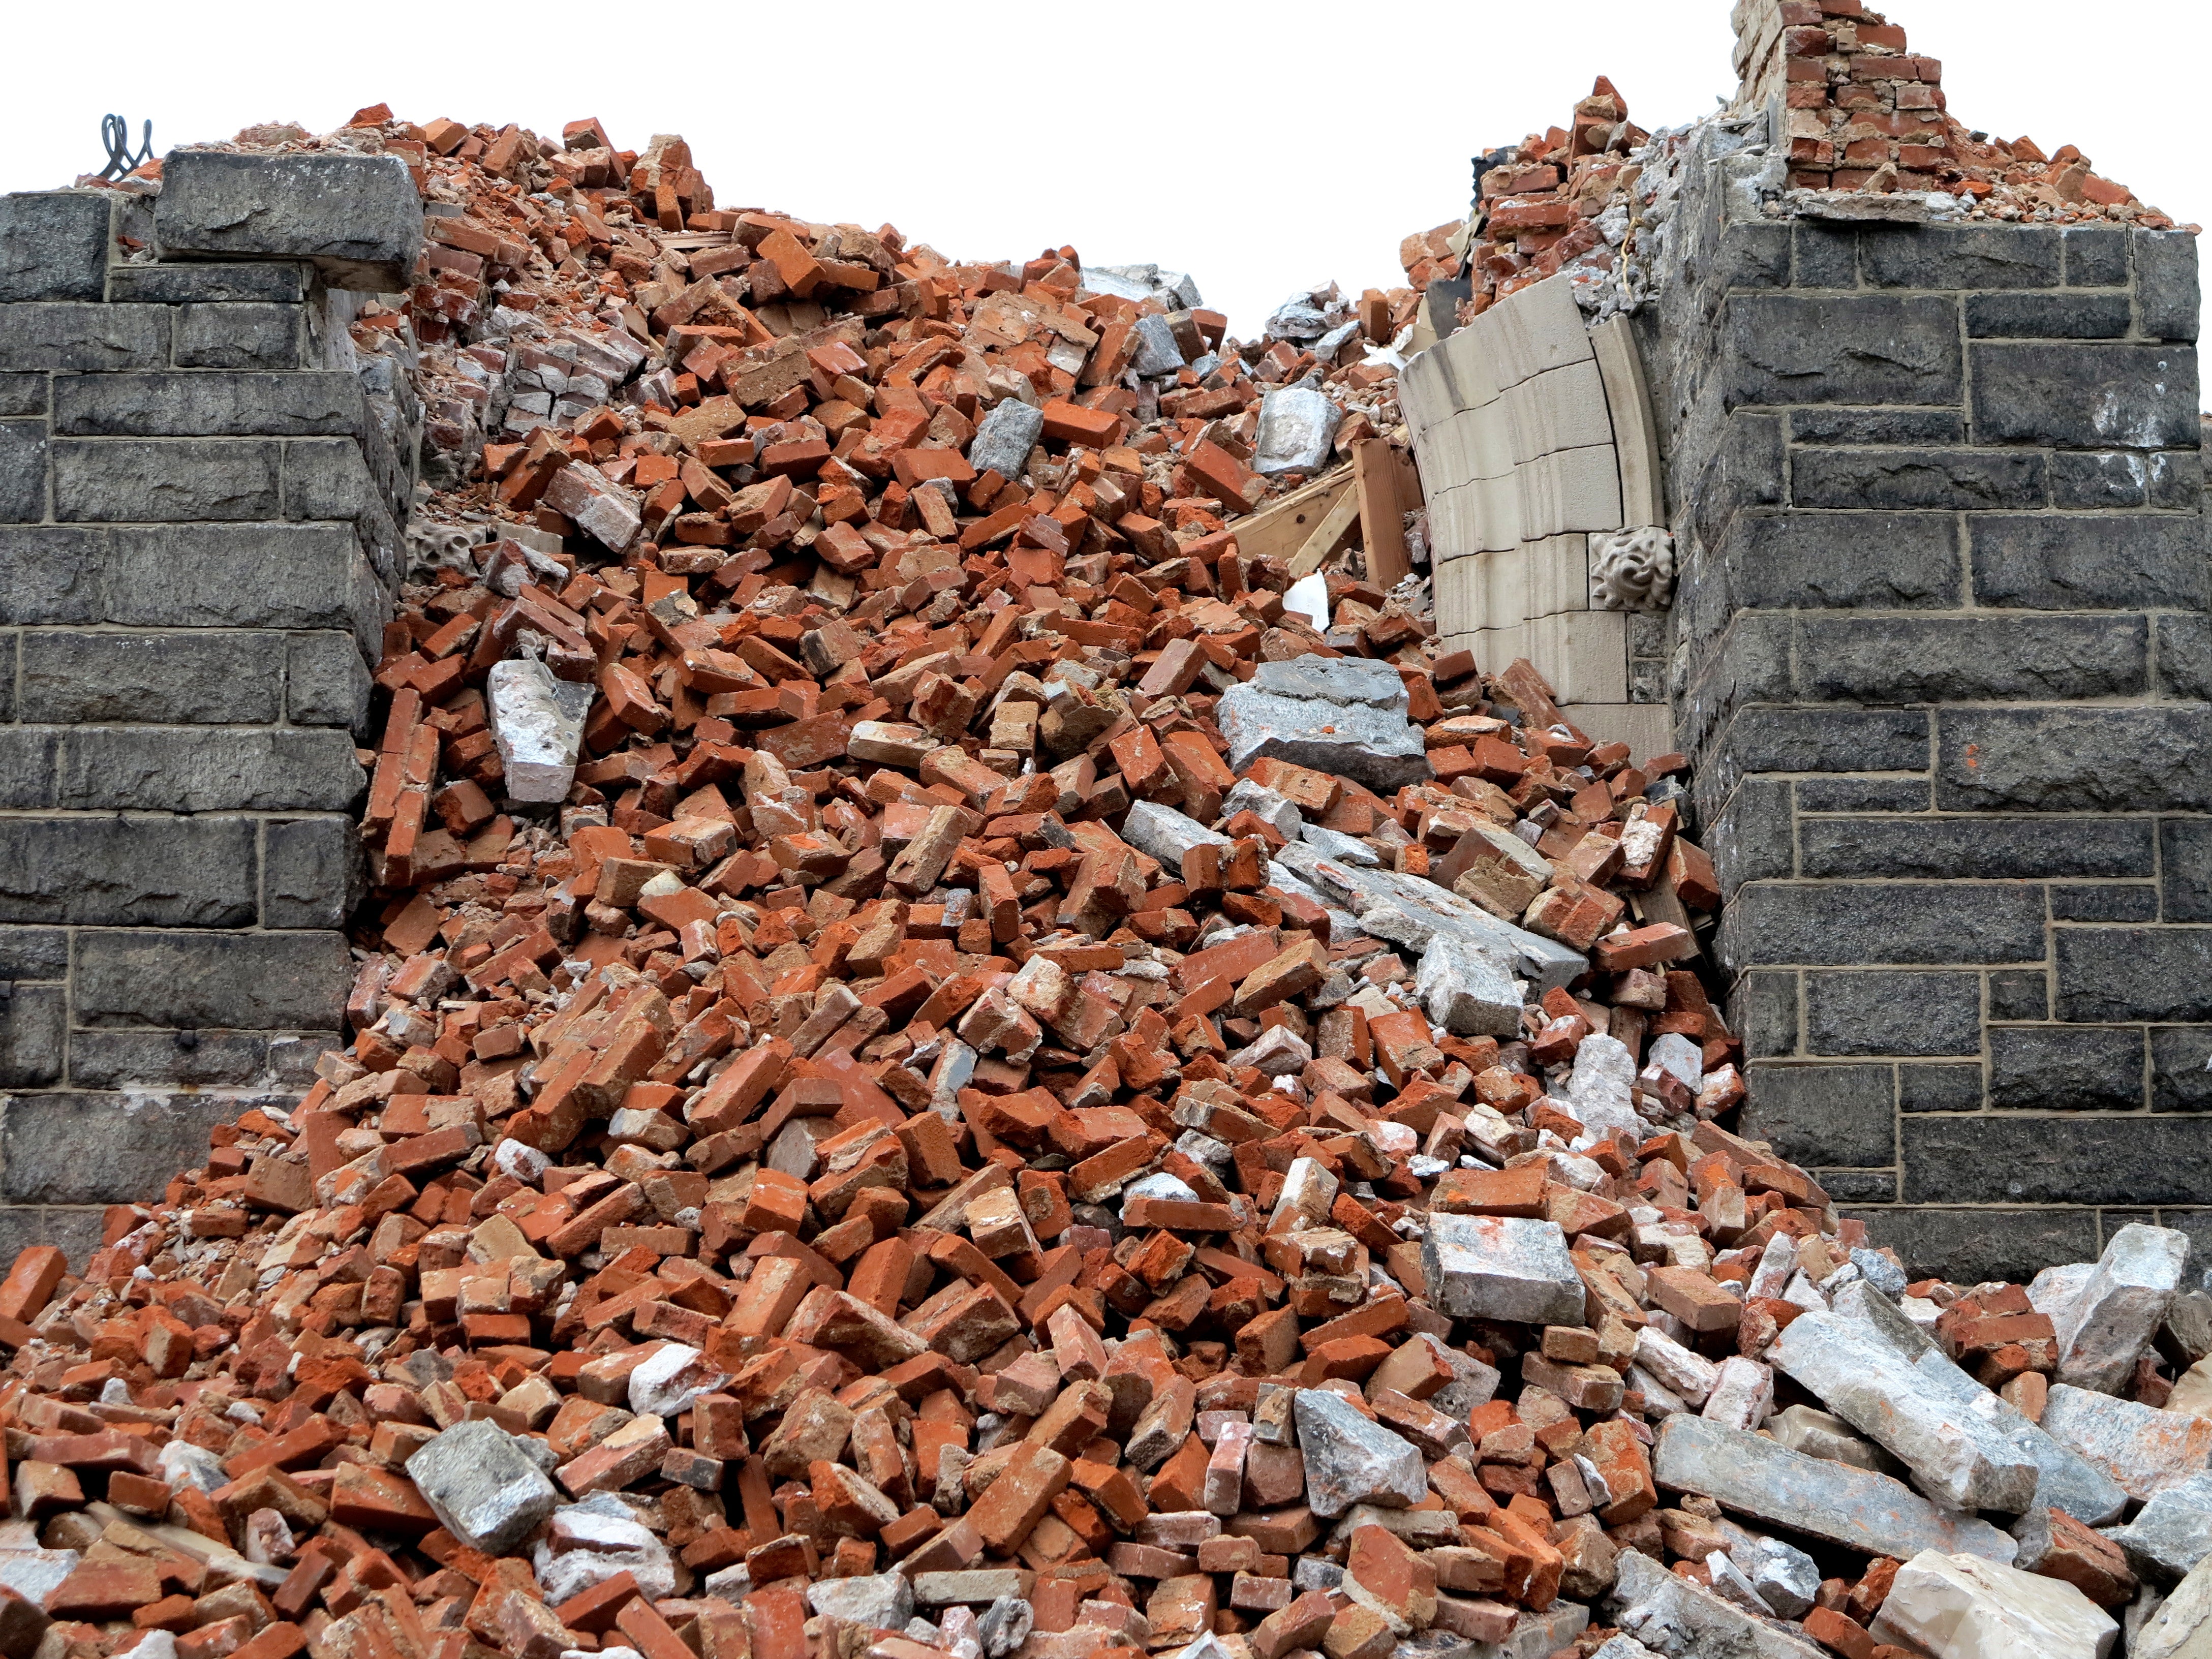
[1285,483,1365,579]
[1354,439,1409,588]
[1233,468,1354,567]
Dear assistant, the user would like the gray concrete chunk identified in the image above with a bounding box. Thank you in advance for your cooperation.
[808,1571,916,1631]
[1606,1550,1826,1658]
[1771,1310,2040,1512]
[1651,1416,2019,1563]
[1415,936,1524,1037]
[1219,659,1431,791]
[488,658,594,804]
[407,1419,559,1553]
[1829,1278,2129,1524]
[157,149,423,291]
[2102,1470,2212,1581]
[1121,800,1230,869]
[968,398,1043,482]
[2057,1223,2190,1394]
[1253,386,1343,475]
[1422,1213,1586,1325]
[1292,1388,1426,1517]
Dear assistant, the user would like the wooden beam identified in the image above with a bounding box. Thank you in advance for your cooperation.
[1232,467,1354,567]
[1355,439,1409,588]
[1286,483,1365,579]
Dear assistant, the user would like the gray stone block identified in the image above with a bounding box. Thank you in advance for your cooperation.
[0,816,257,926]
[0,528,103,623]
[0,1092,257,1205]
[286,632,372,729]
[2063,227,2129,288]
[1795,777,1932,812]
[1692,412,1785,551]
[66,1030,276,1090]
[1706,776,1793,897]
[156,149,423,292]
[2050,450,2160,509]
[1793,614,2145,702]
[1217,657,1430,789]
[1723,294,1960,406]
[53,371,365,438]
[56,727,363,813]
[72,928,351,1031]
[1792,223,1859,288]
[2149,450,2203,508]
[1799,815,2153,880]
[283,436,383,523]
[0,1208,109,1273]
[1971,343,2199,450]
[1859,224,2062,289]
[1714,706,1930,776]
[107,262,306,303]
[1715,222,1792,292]
[1721,880,2047,967]
[173,304,307,371]
[1707,511,1955,615]
[0,636,10,722]
[0,192,111,302]
[0,421,46,523]
[105,524,380,637]
[1805,970,1981,1057]
[2165,822,2212,923]
[1853,1205,2101,1284]
[2056,928,2212,1024]
[1990,970,2050,1023]
[0,374,47,418]
[2152,1029,2212,1112]
[1969,514,2208,610]
[1964,292,2131,339]
[0,731,58,809]
[264,817,361,930]
[966,399,1043,482]
[2156,618,2212,700]
[0,985,65,1088]
[1820,1172,1897,1203]
[1904,1115,2212,1207]
[1740,1063,1896,1167]
[2050,883,2157,922]
[0,930,67,981]
[18,631,282,723]
[2136,230,2201,342]
[52,438,282,521]
[1898,1063,1986,1114]
[1938,707,2212,812]
[1734,969,1799,1058]
[1787,407,1964,446]
[0,304,168,372]
[1990,1025,2146,1111]
[1792,446,2047,510]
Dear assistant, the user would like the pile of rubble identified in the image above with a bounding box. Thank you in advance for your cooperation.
[1394,3,2185,330]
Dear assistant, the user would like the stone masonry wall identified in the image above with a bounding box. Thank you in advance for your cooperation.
[0,166,419,1262]
[1643,129,2209,1282]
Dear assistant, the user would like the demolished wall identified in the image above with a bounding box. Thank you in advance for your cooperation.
[0,162,420,1260]
[1643,125,2206,1284]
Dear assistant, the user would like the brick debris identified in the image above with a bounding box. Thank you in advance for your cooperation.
[15,20,2211,1659]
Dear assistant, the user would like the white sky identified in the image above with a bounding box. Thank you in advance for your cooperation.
[5,0,2205,353]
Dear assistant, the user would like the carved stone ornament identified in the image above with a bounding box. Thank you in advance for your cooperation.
[1589,525,1676,612]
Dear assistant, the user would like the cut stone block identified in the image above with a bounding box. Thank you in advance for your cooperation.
[1605,1550,1825,1659]
[1253,386,1343,475]
[1291,1390,1426,1518]
[1414,937,1524,1038]
[2103,1470,2212,1581]
[1218,658,1430,790]
[2055,1223,2190,1395]
[1829,1279,2129,1524]
[156,149,423,291]
[1422,1214,1586,1326]
[406,1419,560,1553]
[1771,1309,2039,1512]
[1867,1549,2117,1659]
[2041,1384,2212,1501]
[2137,1548,2212,1659]
[1651,1416,2018,1564]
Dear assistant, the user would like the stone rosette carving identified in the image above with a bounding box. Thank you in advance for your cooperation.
[1589,525,1675,612]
